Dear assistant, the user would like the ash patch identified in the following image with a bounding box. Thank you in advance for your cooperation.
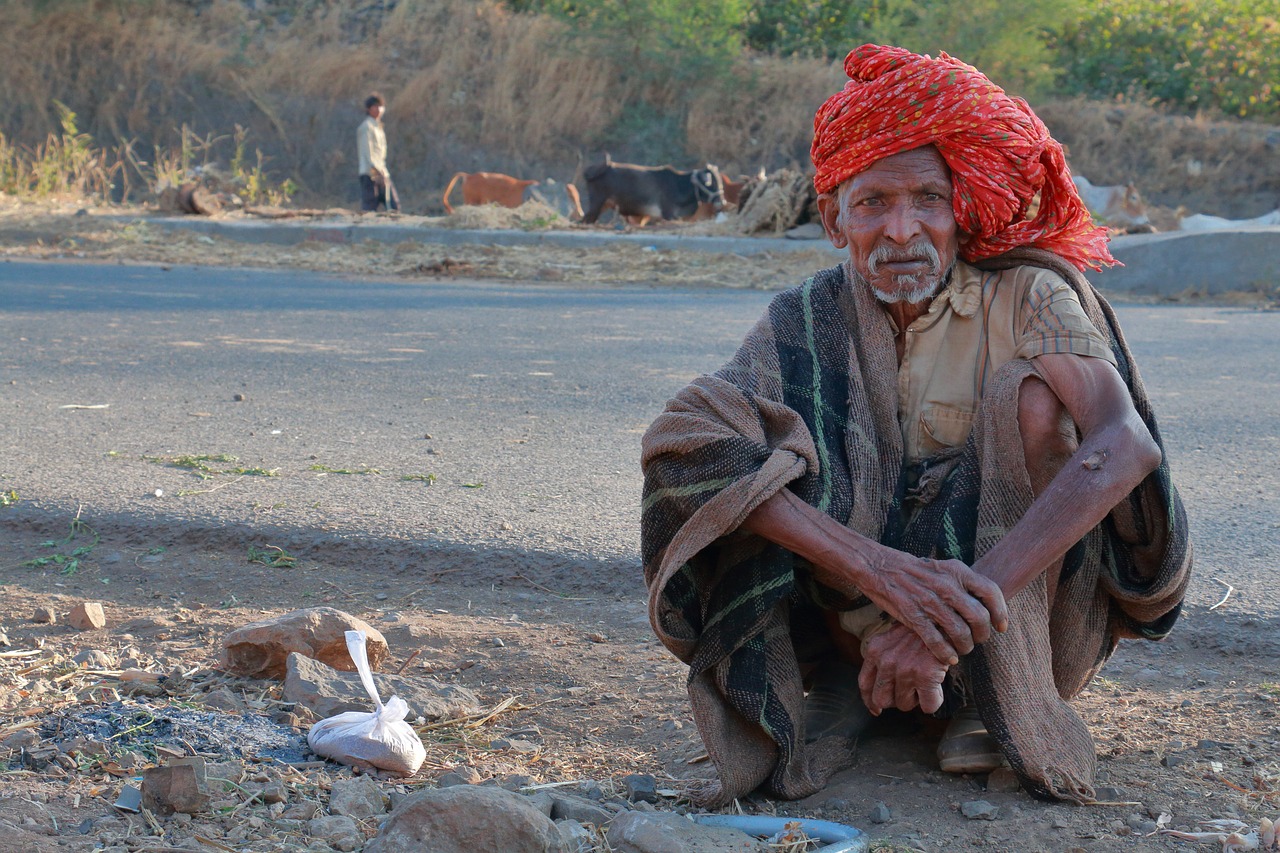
[38,700,309,763]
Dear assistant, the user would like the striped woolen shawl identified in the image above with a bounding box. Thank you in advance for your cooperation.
[640,249,1191,806]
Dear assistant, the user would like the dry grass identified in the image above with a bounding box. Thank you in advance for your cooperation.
[0,0,849,211]
[1036,96,1280,218]
[2,1,1276,219]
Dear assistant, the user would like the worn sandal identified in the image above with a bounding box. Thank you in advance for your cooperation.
[937,706,1004,774]
[803,658,872,744]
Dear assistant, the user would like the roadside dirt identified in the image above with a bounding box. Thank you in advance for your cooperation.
[3,509,1279,853]
[3,198,1280,853]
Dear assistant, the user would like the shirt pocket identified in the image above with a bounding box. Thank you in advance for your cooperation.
[919,404,976,456]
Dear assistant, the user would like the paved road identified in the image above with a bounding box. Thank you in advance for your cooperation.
[2,260,1276,616]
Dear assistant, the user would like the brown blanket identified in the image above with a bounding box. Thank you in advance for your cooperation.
[640,249,1192,806]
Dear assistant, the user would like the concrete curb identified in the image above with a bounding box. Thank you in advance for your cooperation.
[117,214,1280,296]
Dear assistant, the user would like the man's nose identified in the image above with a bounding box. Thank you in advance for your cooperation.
[882,204,922,243]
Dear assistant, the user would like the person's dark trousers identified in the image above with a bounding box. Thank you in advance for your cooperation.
[359,175,401,212]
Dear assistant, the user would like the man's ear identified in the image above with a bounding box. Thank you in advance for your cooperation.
[816,192,847,249]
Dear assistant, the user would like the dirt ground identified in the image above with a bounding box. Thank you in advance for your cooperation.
[3,198,1280,853]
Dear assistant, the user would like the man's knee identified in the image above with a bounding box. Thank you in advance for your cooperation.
[1018,376,1077,488]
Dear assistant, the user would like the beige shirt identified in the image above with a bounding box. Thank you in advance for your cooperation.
[890,261,1116,463]
[356,116,389,179]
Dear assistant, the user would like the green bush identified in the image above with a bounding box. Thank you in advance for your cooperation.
[1049,0,1280,119]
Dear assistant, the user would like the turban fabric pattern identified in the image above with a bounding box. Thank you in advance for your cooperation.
[811,44,1115,272]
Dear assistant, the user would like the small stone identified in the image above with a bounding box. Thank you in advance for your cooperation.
[67,602,107,630]
[622,773,658,804]
[141,765,209,815]
[492,637,505,648]
[960,800,999,820]
[868,802,891,823]
[986,767,1021,793]
[1095,785,1127,802]
[328,776,388,819]
[1162,753,1185,768]
[32,607,56,624]
[282,802,320,821]
[436,765,482,787]
[491,737,538,754]
[74,649,115,668]
[309,815,362,852]
[233,393,246,402]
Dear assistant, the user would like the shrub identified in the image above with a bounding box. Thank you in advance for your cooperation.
[1049,0,1280,120]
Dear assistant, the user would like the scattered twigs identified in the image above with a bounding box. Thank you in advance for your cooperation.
[417,696,522,732]
[395,649,421,675]
[194,835,238,852]
[1214,773,1280,802]
[1209,577,1235,611]
[513,571,589,601]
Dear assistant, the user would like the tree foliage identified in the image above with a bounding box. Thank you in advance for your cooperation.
[497,0,1280,125]
[1049,0,1280,119]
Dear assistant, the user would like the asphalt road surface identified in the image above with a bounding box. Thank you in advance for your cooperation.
[2,260,1276,618]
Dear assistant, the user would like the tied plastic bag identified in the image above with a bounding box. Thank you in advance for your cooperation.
[307,630,426,776]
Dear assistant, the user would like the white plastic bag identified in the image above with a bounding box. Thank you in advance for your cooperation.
[307,630,426,776]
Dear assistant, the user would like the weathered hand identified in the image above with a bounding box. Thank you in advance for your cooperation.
[855,550,1007,667]
[858,622,950,715]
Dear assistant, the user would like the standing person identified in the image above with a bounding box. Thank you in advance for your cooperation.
[356,92,400,213]
[640,44,1191,807]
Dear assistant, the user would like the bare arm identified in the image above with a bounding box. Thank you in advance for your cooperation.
[860,354,1162,714]
[741,488,1007,667]
[971,353,1161,595]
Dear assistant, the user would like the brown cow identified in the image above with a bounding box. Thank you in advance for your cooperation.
[442,171,538,214]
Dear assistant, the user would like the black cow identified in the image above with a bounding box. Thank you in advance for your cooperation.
[581,159,726,226]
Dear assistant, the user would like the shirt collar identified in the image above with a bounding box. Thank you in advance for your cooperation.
[941,262,981,318]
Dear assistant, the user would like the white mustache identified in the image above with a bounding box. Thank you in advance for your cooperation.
[867,243,941,277]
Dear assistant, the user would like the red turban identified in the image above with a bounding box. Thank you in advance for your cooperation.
[811,44,1115,271]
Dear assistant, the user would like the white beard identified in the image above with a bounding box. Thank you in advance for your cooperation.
[864,242,950,304]
[871,276,943,305]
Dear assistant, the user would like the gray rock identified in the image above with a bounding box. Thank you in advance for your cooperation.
[527,790,555,817]
[284,652,481,720]
[73,649,115,668]
[622,774,658,804]
[222,607,389,680]
[436,770,478,788]
[283,802,320,821]
[550,792,613,827]
[1095,785,1127,802]
[868,802,891,824]
[308,815,363,852]
[556,818,598,853]
[328,775,388,819]
[491,737,539,753]
[32,607,56,624]
[960,800,999,820]
[607,811,770,852]
[364,785,566,853]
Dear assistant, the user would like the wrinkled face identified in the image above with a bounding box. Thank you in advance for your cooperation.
[817,146,960,305]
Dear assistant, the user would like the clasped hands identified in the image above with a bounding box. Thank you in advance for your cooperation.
[850,551,1008,716]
